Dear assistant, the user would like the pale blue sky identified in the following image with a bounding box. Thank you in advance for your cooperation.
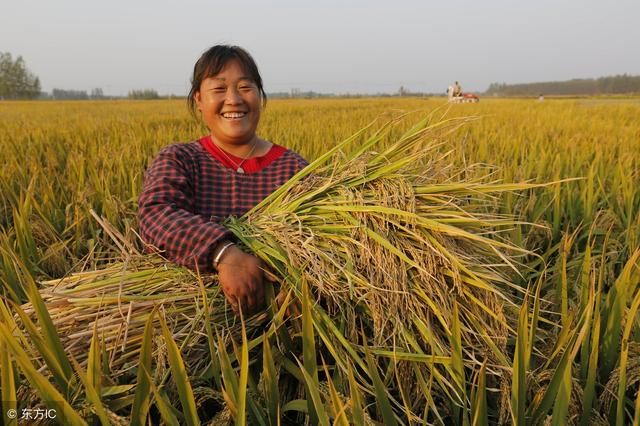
[2,0,639,95]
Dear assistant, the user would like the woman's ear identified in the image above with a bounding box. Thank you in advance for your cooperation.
[194,91,202,112]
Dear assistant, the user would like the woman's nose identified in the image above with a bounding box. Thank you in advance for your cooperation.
[225,87,243,104]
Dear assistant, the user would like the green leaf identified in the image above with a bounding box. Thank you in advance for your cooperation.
[322,358,349,426]
[141,364,181,426]
[235,310,250,426]
[471,361,488,426]
[87,319,102,397]
[301,278,321,425]
[579,244,592,382]
[530,286,594,423]
[347,362,365,426]
[451,300,467,424]
[262,334,280,425]
[11,250,74,384]
[633,379,640,426]
[0,321,87,426]
[551,362,571,426]
[197,274,222,389]
[0,338,17,426]
[7,302,71,393]
[69,356,110,426]
[601,250,640,380]
[511,293,529,425]
[296,359,331,426]
[616,288,640,426]
[363,338,398,426]
[217,330,239,417]
[581,279,600,426]
[130,307,156,426]
[282,399,308,413]
[159,313,200,426]
[101,385,135,398]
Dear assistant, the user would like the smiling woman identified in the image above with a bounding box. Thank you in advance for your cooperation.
[138,45,308,315]
[195,60,262,157]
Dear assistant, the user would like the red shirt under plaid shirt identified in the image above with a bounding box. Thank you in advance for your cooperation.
[138,135,308,273]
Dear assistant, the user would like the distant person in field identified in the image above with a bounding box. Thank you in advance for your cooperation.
[447,85,455,100]
[138,45,308,316]
[453,81,462,97]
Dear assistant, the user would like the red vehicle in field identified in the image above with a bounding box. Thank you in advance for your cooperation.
[460,92,479,102]
[449,92,480,103]
[447,83,480,103]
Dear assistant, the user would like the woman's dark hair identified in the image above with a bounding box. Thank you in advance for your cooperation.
[188,45,267,118]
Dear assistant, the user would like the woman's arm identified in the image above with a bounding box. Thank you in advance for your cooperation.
[138,144,268,314]
[138,144,232,273]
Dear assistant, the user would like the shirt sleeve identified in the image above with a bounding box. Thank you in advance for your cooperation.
[289,149,310,172]
[137,144,232,273]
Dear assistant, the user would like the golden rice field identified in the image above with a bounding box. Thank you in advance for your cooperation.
[0,97,639,425]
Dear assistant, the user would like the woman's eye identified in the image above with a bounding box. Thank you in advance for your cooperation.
[212,87,226,93]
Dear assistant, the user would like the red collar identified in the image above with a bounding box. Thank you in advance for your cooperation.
[199,135,286,174]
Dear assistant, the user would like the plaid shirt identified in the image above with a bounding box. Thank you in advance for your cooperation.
[138,139,308,272]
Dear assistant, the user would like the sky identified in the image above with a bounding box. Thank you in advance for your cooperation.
[1,0,639,96]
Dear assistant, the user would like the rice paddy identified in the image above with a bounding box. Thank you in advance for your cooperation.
[1,97,639,424]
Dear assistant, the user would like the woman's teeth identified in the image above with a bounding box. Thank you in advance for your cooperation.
[222,112,246,119]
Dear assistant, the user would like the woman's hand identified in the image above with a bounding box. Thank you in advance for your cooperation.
[216,244,265,316]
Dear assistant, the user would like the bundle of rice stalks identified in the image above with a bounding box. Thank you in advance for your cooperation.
[4,111,543,422]
[224,112,541,416]
[24,256,245,376]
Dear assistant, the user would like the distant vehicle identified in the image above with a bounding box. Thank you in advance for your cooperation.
[449,93,480,103]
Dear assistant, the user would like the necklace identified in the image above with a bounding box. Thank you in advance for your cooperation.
[215,138,259,174]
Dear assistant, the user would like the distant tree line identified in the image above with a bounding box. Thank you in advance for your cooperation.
[128,89,160,100]
[268,86,435,99]
[0,52,41,99]
[486,74,640,96]
[39,88,106,100]
[52,89,88,100]
[45,88,171,100]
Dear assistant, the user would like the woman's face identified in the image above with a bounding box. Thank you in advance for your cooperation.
[195,59,261,146]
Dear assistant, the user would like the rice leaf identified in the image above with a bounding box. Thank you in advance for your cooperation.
[87,319,102,397]
[295,358,330,426]
[471,360,488,426]
[130,306,156,426]
[363,337,398,426]
[530,286,594,423]
[282,399,308,413]
[69,356,110,426]
[301,278,321,425]
[551,362,571,426]
[262,333,280,425]
[196,273,222,389]
[511,292,528,426]
[0,321,87,426]
[580,278,600,426]
[141,363,181,426]
[347,362,366,426]
[322,358,349,426]
[159,313,200,426]
[235,310,249,426]
[601,250,640,380]
[451,300,467,424]
[615,287,640,426]
[0,338,17,426]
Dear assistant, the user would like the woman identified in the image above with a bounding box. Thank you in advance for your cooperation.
[138,45,308,316]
